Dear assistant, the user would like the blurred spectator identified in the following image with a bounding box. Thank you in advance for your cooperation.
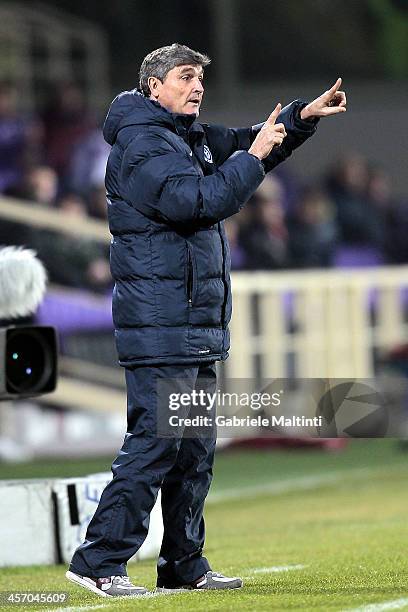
[274,165,302,215]
[67,129,110,203]
[11,165,58,206]
[367,165,391,209]
[58,192,89,216]
[0,82,41,194]
[30,193,111,293]
[0,165,58,248]
[327,153,383,250]
[288,186,339,268]
[367,165,408,264]
[42,82,95,185]
[224,218,247,270]
[240,175,290,270]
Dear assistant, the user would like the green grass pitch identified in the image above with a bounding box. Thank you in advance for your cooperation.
[1,439,408,611]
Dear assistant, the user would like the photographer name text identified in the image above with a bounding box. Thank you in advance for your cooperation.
[168,415,322,428]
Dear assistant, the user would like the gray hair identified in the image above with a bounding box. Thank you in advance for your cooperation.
[139,43,211,97]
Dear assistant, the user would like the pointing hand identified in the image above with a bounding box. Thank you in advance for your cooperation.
[300,78,347,120]
[248,103,287,160]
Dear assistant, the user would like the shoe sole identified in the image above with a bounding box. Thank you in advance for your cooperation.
[155,583,243,591]
[66,571,149,598]
[155,587,192,594]
[66,571,111,598]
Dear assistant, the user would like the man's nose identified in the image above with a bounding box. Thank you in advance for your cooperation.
[194,79,204,93]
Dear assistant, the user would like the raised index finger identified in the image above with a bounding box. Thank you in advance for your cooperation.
[327,77,342,96]
[266,102,282,125]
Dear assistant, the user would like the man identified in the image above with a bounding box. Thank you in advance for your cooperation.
[66,43,346,597]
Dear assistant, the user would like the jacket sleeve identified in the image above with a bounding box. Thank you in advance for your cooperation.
[251,99,319,173]
[121,134,265,227]
[203,99,318,172]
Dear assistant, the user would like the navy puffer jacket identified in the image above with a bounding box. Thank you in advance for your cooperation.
[103,90,317,366]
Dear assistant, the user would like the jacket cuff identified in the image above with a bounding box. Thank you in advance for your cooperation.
[294,102,320,130]
[250,99,319,140]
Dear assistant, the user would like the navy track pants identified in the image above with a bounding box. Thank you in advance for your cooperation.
[69,362,217,585]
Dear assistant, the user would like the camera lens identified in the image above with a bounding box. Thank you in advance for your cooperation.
[6,329,52,393]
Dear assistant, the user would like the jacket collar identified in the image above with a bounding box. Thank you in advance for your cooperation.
[173,112,204,139]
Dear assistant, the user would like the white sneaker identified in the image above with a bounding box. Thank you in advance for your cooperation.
[66,570,148,597]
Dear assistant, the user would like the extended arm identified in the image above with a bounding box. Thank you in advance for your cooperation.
[121,134,265,227]
[203,100,316,171]
[204,78,346,171]
[250,99,319,172]
[255,78,347,170]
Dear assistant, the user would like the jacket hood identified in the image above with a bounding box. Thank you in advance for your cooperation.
[102,89,199,145]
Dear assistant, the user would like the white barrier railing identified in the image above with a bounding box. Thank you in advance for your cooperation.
[0,197,110,241]
[226,268,408,379]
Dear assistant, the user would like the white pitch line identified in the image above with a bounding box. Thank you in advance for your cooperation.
[46,605,106,612]
[347,598,408,611]
[251,564,306,574]
[45,590,184,612]
[243,564,306,579]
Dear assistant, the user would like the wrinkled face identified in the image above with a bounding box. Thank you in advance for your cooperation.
[149,64,204,116]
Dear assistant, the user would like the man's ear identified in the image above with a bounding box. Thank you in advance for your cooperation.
[148,76,161,99]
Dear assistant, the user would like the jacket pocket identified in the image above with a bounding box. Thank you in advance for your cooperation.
[185,243,197,306]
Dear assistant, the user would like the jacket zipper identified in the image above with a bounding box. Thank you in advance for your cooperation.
[187,247,193,306]
[218,222,228,328]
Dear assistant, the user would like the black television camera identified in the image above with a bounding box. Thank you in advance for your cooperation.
[0,247,58,400]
